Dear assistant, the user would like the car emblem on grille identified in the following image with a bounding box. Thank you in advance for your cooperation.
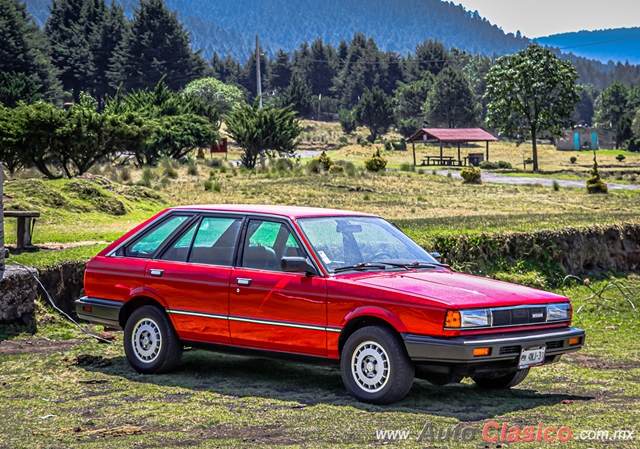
[532,313,543,318]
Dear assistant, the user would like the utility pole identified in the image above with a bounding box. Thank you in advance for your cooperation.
[1,162,4,279]
[256,35,263,110]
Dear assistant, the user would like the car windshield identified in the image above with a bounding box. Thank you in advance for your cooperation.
[297,216,439,274]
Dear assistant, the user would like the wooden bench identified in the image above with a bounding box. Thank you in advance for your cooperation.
[3,211,40,250]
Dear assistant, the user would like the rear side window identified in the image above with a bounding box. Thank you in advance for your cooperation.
[188,217,242,266]
[124,215,190,258]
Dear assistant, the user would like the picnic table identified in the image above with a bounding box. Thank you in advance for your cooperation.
[3,210,40,250]
[421,156,468,166]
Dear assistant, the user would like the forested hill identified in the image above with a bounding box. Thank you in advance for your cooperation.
[536,28,640,65]
[26,0,532,61]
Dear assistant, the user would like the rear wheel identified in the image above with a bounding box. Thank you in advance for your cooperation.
[124,305,182,374]
[340,326,414,404]
[472,368,530,389]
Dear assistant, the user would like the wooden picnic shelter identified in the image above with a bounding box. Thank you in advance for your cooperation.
[407,128,498,167]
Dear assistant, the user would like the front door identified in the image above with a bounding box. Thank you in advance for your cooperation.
[229,219,327,356]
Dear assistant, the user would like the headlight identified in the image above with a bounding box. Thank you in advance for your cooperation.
[547,303,571,321]
[445,309,490,328]
[461,309,490,327]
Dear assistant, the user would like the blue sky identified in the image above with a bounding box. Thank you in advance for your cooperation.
[454,0,640,37]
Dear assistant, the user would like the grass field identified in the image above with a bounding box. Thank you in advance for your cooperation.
[0,278,638,448]
[2,134,640,448]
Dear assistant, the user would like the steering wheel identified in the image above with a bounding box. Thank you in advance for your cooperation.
[372,251,393,261]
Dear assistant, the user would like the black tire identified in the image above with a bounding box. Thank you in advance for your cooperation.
[124,305,182,374]
[472,368,530,389]
[340,326,415,404]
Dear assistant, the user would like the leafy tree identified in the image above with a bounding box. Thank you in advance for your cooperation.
[125,0,206,92]
[406,39,450,80]
[423,67,479,128]
[594,82,632,149]
[278,75,312,117]
[0,0,61,104]
[338,108,357,134]
[182,77,244,115]
[396,118,419,139]
[632,109,640,139]
[0,104,26,173]
[45,0,106,102]
[485,44,580,172]
[354,87,394,141]
[225,100,302,169]
[105,80,219,166]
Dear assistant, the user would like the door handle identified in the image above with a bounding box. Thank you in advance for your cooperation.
[149,269,164,277]
[236,278,252,286]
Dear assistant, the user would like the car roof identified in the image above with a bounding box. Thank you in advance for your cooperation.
[170,204,378,219]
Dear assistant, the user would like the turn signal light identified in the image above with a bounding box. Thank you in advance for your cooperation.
[83,306,92,312]
[569,337,581,346]
[445,311,461,328]
[473,347,491,357]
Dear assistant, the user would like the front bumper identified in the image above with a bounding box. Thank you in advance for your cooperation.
[75,296,124,329]
[404,326,585,365]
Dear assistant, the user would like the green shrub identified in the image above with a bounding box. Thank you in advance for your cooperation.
[460,166,482,184]
[616,154,626,162]
[338,109,357,134]
[219,165,227,174]
[479,160,499,170]
[138,167,155,188]
[396,118,419,139]
[384,140,392,151]
[329,164,344,173]
[339,135,349,144]
[400,163,414,172]
[307,159,322,173]
[161,157,179,178]
[187,160,198,175]
[497,160,512,169]
[627,138,640,152]
[570,156,577,164]
[203,180,213,191]
[417,168,424,174]
[273,158,294,171]
[552,180,560,191]
[206,158,224,167]
[392,138,407,151]
[119,167,131,182]
[586,153,608,194]
[364,149,388,172]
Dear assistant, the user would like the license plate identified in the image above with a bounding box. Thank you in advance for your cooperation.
[519,346,546,369]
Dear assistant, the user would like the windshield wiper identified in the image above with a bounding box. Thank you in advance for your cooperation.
[381,261,449,270]
[333,262,389,273]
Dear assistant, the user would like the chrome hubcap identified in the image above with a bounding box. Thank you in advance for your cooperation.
[132,318,162,363]
[351,341,390,393]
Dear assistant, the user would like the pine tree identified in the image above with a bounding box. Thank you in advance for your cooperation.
[269,49,292,92]
[308,38,336,97]
[45,0,105,102]
[0,0,61,104]
[354,86,394,141]
[94,1,129,102]
[423,67,479,128]
[278,75,312,117]
[124,0,205,92]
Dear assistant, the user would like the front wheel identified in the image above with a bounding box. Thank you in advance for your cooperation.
[124,305,182,374]
[472,368,530,389]
[340,326,415,404]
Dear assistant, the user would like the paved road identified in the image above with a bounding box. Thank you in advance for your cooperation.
[436,170,640,191]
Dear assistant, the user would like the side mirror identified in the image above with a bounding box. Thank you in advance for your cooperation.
[281,257,318,275]
[430,252,441,262]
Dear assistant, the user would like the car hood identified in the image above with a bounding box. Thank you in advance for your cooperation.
[351,269,566,308]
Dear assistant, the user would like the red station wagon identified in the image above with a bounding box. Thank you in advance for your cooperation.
[77,205,585,404]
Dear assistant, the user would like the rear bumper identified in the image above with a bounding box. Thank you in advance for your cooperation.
[75,296,124,329]
[403,326,585,365]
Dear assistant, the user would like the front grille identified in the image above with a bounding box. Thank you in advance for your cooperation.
[546,340,564,349]
[491,307,547,327]
[499,345,521,355]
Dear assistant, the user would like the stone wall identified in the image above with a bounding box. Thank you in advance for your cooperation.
[434,223,640,277]
[0,265,38,326]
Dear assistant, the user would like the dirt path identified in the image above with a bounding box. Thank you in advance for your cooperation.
[436,170,640,190]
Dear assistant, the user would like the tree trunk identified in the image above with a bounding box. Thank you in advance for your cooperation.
[531,127,539,172]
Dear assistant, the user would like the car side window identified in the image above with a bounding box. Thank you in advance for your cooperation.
[160,223,198,262]
[125,215,190,258]
[188,217,242,266]
[241,220,301,271]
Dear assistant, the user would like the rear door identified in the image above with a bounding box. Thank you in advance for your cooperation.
[229,218,328,356]
[146,215,243,343]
